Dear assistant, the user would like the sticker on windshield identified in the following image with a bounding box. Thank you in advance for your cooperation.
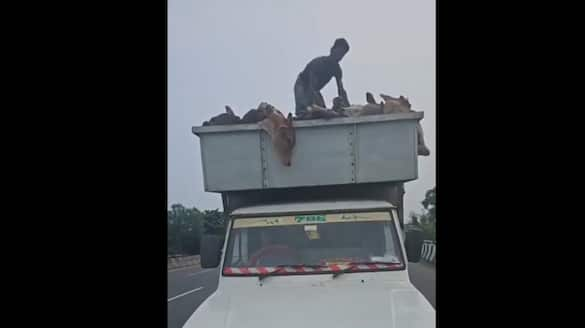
[233,216,297,228]
[295,215,326,223]
[333,212,391,222]
[233,211,391,229]
[304,224,320,240]
[304,224,317,231]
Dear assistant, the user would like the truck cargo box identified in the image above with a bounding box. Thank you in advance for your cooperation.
[192,111,423,193]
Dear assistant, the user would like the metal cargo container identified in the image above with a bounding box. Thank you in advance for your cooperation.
[192,111,423,192]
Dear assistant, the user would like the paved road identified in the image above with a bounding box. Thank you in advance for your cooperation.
[167,266,219,328]
[168,262,435,328]
[408,261,436,307]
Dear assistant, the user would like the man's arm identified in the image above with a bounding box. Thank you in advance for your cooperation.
[335,67,350,106]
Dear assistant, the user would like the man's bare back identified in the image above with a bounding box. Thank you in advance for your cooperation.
[294,38,350,114]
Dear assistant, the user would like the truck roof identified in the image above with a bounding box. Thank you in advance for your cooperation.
[230,200,395,217]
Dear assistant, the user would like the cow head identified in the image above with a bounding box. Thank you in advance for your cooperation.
[260,111,296,167]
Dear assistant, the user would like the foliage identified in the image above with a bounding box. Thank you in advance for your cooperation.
[167,204,226,255]
[409,186,436,241]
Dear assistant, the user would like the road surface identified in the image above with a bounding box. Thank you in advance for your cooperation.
[168,262,435,328]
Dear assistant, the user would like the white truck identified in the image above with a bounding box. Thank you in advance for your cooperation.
[183,112,435,327]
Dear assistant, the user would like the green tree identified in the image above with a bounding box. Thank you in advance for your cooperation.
[409,186,436,241]
[202,209,226,236]
[421,187,436,224]
[168,204,203,255]
[409,212,420,226]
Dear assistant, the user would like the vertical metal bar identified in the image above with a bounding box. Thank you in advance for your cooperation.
[259,131,268,188]
[353,123,359,183]
[199,137,209,191]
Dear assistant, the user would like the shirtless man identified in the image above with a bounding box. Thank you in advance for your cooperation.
[294,38,350,115]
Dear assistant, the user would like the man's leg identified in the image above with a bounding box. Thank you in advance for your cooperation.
[294,77,312,115]
[314,91,326,108]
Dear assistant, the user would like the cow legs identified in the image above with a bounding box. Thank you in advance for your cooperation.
[416,123,430,156]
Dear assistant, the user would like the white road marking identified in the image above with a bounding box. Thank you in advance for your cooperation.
[167,287,204,302]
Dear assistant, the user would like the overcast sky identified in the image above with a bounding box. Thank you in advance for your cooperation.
[168,0,435,219]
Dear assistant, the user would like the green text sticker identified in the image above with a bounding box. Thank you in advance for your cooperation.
[295,215,326,223]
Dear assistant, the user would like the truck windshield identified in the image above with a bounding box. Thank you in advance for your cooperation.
[223,211,405,276]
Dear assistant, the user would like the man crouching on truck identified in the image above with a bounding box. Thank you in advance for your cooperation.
[294,38,351,115]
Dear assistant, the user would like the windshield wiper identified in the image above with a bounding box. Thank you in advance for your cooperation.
[258,264,327,282]
[331,261,402,279]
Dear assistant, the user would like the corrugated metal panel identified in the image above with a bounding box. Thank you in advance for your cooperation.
[198,131,263,191]
[262,124,354,188]
[193,112,422,192]
[356,121,418,182]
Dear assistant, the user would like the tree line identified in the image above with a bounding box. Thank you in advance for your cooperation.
[167,204,226,256]
[409,186,436,241]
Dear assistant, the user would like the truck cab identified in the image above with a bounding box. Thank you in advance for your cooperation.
[185,111,434,327]
[183,199,434,328]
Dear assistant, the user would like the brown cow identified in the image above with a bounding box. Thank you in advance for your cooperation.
[341,93,431,156]
[202,106,241,126]
[259,108,296,166]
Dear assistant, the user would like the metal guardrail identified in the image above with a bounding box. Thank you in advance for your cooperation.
[421,240,436,264]
[167,255,201,270]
